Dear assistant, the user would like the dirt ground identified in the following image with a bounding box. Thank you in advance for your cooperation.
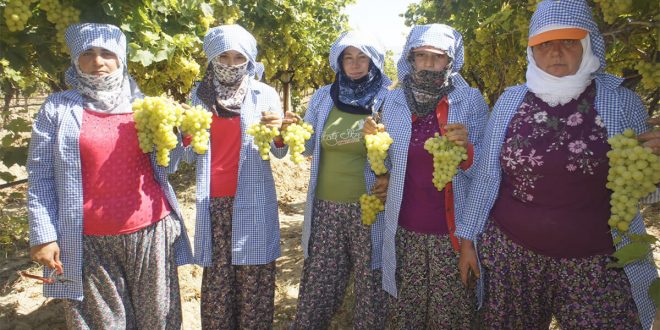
[0,155,659,329]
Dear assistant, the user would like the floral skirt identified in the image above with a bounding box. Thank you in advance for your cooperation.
[478,222,640,329]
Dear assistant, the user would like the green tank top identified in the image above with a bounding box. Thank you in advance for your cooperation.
[316,107,368,202]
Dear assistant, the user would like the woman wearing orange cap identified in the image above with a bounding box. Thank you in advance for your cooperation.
[457,1,657,329]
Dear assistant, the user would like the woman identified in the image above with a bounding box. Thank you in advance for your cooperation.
[365,24,488,328]
[27,23,193,329]
[181,24,290,329]
[291,31,391,329]
[457,1,657,329]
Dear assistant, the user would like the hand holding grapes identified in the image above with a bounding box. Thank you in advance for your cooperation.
[371,173,389,203]
[638,117,660,155]
[281,111,301,133]
[260,111,283,130]
[445,123,468,148]
[363,116,385,135]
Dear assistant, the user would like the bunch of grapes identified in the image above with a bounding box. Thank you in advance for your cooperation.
[365,131,393,175]
[594,0,632,24]
[282,122,313,164]
[424,133,468,191]
[167,56,200,93]
[132,97,184,166]
[606,128,660,233]
[247,124,280,160]
[180,105,212,155]
[359,193,384,225]
[4,0,34,32]
[636,62,660,90]
[39,0,80,49]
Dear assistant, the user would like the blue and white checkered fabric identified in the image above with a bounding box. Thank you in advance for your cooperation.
[529,0,606,70]
[27,91,193,301]
[178,79,287,266]
[379,24,489,296]
[456,74,657,329]
[397,24,465,82]
[203,24,265,80]
[65,23,127,65]
[300,85,389,270]
[328,31,392,86]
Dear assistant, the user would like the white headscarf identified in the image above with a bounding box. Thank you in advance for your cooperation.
[525,26,600,107]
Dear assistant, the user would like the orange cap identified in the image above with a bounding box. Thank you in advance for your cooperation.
[528,28,588,46]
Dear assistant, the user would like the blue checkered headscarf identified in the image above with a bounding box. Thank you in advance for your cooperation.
[529,0,606,70]
[328,31,392,87]
[203,25,264,80]
[64,23,141,113]
[397,24,465,82]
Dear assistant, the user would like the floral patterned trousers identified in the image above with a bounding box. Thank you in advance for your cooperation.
[292,199,387,330]
[200,197,276,330]
[63,214,182,330]
[478,222,640,329]
[387,227,475,329]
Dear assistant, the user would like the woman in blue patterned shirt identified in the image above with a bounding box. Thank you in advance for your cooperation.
[290,31,391,329]
[364,24,488,328]
[27,23,193,329]
[457,1,657,328]
[178,24,293,329]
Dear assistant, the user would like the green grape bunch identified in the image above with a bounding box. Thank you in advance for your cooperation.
[365,130,393,175]
[180,106,212,155]
[424,133,468,191]
[606,128,660,233]
[132,96,184,167]
[4,0,34,32]
[636,62,660,91]
[247,123,280,160]
[359,193,384,225]
[282,122,313,164]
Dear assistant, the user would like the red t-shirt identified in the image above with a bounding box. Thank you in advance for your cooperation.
[210,115,241,197]
[80,110,171,235]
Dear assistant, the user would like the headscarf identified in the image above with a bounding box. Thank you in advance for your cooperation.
[525,0,605,107]
[64,23,141,114]
[197,24,262,117]
[328,31,392,114]
[398,24,463,117]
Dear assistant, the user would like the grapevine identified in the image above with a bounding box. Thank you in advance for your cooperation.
[424,133,467,191]
[282,122,313,164]
[359,193,384,225]
[246,123,280,160]
[606,128,660,233]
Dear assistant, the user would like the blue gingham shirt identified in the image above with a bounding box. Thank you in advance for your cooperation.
[380,24,489,297]
[27,91,194,301]
[180,79,287,266]
[455,74,657,329]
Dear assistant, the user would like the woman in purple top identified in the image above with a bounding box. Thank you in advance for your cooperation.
[457,1,657,329]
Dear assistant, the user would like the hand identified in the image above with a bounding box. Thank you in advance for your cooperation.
[30,241,63,275]
[281,111,301,132]
[371,173,389,203]
[638,117,660,155]
[458,239,480,289]
[445,123,468,148]
[260,111,283,130]
[363,116,385,135]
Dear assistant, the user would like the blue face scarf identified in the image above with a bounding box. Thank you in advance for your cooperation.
[331,60,383,114]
